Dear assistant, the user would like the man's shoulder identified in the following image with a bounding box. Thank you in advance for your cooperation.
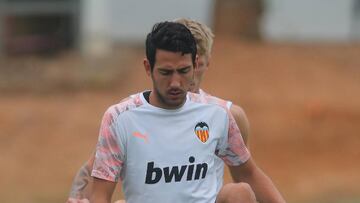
[192,90,232,110]
[229,103,250,145]
[188,92,231,117]
[229,104,248,129]
[229,104,246,119]
[104,92,145,121]
[199,90,246,117]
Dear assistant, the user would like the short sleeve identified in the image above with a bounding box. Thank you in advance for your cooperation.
[91,107,125,182]
[216,110,250,166]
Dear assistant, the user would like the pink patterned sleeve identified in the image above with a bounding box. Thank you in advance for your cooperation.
[91,107,124,182]
[217,111,250,166]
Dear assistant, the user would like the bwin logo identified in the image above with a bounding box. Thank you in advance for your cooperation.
[145,156,208,184]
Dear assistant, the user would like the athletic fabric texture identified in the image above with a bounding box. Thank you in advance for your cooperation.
[92,91,249,203]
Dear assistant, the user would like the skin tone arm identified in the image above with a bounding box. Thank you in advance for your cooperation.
[229,158,286,203]
[68,97,131,201]
[90,178,117,203]
[230,104,286,202]
[67,153,95,201]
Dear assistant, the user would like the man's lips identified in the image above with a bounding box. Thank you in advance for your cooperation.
[167,89,184,98]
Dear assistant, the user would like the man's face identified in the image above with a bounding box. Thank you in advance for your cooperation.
[189,54,209,93]
[144,49,195,109]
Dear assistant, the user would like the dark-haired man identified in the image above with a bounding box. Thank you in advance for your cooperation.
[88,21,285,203]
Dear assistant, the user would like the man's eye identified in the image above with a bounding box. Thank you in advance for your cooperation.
[178,68,190,74]
[159,70,171,75]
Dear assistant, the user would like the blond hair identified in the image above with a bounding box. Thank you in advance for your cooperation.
[174,18,214,58]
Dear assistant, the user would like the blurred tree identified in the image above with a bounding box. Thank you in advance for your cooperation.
[352,0,360,40]
[214,0,264,40]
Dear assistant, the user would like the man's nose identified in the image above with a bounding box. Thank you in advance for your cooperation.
[169,73,181,87]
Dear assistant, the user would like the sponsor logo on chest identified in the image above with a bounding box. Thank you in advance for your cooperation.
[145,156,208,184]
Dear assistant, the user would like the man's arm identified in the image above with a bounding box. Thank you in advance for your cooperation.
[68,153,95,200]
[228,158,286,203]
[90,178,117,203]
[230,104,250,146]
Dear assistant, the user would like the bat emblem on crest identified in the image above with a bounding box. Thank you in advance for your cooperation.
[194,122,209,143]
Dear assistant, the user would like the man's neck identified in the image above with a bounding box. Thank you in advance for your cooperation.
[143,91,151,103]
[148,90,186,110]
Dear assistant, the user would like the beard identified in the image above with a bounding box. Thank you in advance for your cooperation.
[152,83,187,109]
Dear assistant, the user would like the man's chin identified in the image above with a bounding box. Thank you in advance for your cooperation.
[165,95,186,108]
[167,102,184,109]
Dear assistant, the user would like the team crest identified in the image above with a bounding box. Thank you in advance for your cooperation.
[194,122,209,143]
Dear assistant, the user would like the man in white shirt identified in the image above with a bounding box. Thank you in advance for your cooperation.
[67,19,251,202]
[88,21,285,203]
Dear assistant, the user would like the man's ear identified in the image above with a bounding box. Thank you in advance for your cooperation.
[194,54,199,70]
[143,58,151,76]
[206,55,211,69]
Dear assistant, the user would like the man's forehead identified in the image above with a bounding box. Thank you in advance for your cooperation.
[155,65,191,70]
[154,50,193,67]
[155,49,192,58]
[155,64,192,70]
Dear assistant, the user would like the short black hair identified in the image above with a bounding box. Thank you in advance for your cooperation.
[145,21,197,71]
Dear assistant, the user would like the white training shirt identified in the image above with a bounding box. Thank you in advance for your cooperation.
[92,91,250,203]
[199,89,232,193]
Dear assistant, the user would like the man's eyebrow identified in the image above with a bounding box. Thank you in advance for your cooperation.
[177,66,192,70]
[157,65,191,70]
[157,67,173,71]
[156,65,173,69]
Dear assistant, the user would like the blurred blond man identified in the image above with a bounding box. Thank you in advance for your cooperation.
[174,16,251,189]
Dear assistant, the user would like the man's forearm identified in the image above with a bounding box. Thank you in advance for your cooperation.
[246,168,286,203]
[90,177,117,203]
[69,163,93,199]
[230,159,286,203]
